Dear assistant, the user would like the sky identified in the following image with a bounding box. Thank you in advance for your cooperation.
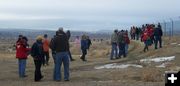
[0,0,180,31]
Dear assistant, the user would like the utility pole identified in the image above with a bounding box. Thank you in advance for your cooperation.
[170,18,174,37]
[163,20,166,36]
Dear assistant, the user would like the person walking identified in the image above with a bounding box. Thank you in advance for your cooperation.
[154,23,163,49]
[43,34,50,66]
[53,28,70,81]
[110,30,118,60]
[16,36,31,78]
[80,34,88,61]
[66,30,75,61]
[31,36,44,82]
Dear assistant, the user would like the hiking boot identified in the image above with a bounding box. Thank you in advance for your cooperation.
[71,59,75,61]
[64,79,70,81]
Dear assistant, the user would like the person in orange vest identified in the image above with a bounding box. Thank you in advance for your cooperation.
[43,34,50,66]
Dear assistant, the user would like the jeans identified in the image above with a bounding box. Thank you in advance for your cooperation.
[125,44,129,55]
[34,60,43,81]
[110,43,118,59]
[54,52,70,81]
[18,59,27,77]
[119,43,126,57]
[81,49,87,61]
[154,36,162,49]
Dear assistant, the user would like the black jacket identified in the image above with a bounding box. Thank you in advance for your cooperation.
[53,31,69,52]
[154,27,163,37]
[31,41,44,60]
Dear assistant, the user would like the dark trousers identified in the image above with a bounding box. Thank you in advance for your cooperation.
[68,50,73,61]
[132,34,136,40]
[136,34,139,40]
[144,41,149,52]
[118,43,126,58]
[154,36,162,49]
[43,52,50,65]
[81,49,87,61]
[34,60,43,81]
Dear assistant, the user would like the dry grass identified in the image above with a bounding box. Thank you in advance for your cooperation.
[0,36,180,86]
[141,67,163,82]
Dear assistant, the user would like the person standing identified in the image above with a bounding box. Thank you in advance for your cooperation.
[135,27,140,40]
[117,30,126,58]
[142,29,150,52]
[154,23,163,49]
[66,30,75,61]
[110,29,118,60]
[53,28,70,81]
[80,35,88,61]
[31,36,44,82]
[16,36,31,78]
[124,31,130,55]
[50,31,58,64]
[43,34,50,66]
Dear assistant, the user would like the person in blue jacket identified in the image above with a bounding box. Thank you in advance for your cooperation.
[80,34,88,61]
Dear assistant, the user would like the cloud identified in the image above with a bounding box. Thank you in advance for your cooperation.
[0,0,180,30]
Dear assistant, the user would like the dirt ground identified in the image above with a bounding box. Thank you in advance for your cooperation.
[0,36,180,86]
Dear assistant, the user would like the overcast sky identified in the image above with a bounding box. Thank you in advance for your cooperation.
[0,0,180,31]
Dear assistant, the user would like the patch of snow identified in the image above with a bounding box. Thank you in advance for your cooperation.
[140,56,175,63]
[171,43,177,45]
[156,63,166,68]
[178,44,180,46]
[95,63,143,69]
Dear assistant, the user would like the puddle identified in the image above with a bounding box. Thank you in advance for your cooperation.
[95,63,143,69]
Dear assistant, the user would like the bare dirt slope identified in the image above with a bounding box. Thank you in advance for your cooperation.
[0,37,180,86]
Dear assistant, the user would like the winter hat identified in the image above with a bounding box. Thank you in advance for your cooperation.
[36,35,43,41]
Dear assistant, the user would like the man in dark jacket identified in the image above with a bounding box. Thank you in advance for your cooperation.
[31,36,44,82]
[66,30,75,61]
[53,28,70,81]
[154,23,163,49]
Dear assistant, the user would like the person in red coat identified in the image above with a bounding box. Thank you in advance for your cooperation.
[16,36,31,78]
[142,29,150,52]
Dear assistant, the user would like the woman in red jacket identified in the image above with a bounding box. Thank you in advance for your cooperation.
[16,36,31,78]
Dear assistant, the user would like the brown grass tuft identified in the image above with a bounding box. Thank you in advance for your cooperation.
[141,67,162,82]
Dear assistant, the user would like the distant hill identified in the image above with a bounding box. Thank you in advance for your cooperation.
[0,28,111,40]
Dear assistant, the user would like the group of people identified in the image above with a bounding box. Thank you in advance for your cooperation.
[15,24,163,82]
[130,26,142,40]
[110,30,130,60]
[15,28,92,82]
[132,23,163,52]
